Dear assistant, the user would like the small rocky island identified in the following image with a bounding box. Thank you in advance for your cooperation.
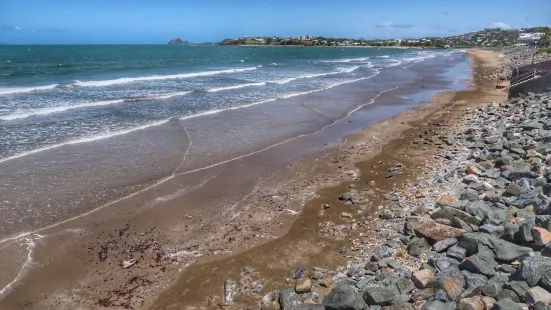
[168,38,189,45]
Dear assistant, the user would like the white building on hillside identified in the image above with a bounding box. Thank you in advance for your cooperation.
[516,33,545,46]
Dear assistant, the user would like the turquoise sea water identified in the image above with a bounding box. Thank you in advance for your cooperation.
[0,45,442,160]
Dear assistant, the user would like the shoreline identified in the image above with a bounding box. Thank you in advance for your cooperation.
[222,44,444,49]
[0,52,477,310]
[149,49,506,308]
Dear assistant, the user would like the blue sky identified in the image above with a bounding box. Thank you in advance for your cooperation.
[1,0,550,44]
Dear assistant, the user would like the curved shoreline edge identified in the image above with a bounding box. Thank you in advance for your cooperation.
[147,49,507,308]
[0,49,492,308]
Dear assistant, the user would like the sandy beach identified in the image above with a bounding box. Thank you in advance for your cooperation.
[146,49,507,309]
[0,49,496,310]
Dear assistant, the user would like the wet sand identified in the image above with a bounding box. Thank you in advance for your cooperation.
[148,49,506,309]
[0,53,481,309]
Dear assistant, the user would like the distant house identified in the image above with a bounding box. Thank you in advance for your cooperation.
[516,33,545,46]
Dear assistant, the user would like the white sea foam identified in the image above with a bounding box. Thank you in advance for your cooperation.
[0,119,170,164]
[263,66,363,85]
[296,66,360,79]
[73,67,260,87]
[0,65,364,121]
[0,99,123,121]
[401,54,436,63]
[271,77,297,84]
[0,67,260,96]
[0,91,194,121]
[376,55,390,58]
[207,82,266,92]
[337,66,360,73]
[0,84,60,96]
[320,57,370,63]
[155,91,194,99]
[0,66,376,164]
[0,235,40,300]
[386,60,403,67]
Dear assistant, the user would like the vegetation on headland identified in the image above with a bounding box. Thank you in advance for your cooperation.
[168,38,190,45]
[218,26,551,49]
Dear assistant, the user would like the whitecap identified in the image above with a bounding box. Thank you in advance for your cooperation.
[0,91,193,121]
[0,67,260,96]
[207,82,266,92]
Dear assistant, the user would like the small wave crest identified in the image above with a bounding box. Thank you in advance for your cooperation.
[0,68,381,163]
[336,66,360,73]
[0,99,123,121]
[320,57,370,63]
[0,67,260,96]
[271,77,297,84]
[207,82,266,92]
[269,66,362,84]
[0,91,194,121]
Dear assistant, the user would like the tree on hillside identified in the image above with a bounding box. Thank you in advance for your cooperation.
[541,27,551,47]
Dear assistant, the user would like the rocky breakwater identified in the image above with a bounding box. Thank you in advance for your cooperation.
[258,92,551,310]
[484,47,551,81]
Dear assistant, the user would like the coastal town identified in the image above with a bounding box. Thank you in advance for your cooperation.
[217,27,550,49]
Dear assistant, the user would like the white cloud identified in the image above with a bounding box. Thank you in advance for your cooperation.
[14,25,22,31]
[491,22,511,29]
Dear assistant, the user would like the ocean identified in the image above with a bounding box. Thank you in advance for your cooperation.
[1,45,440,161]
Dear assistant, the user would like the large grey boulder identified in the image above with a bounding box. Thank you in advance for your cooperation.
[447,244,467,261]
[515,223,535,244]
[465,201,493,221]
[362,286,398,306]
[492,297,522,310]
[407,237,430,257]
[459,233,533,262]
[481,280,504,298]
[496,289,521,302]
[432,206,482,226]
[395,278,415,295]
[322,284,367,310]
[510,192,544,209]
[519,256,551,287]
[461,270,488,299]
[434,238,458,253]
[371,245,394,262]
[459,253,498,277]
[420,300,456,310]
[503,281,530,301]
[480,224,505,238]
[279,288,304,310]
[486,210,508,225]
[431,255,460,272]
